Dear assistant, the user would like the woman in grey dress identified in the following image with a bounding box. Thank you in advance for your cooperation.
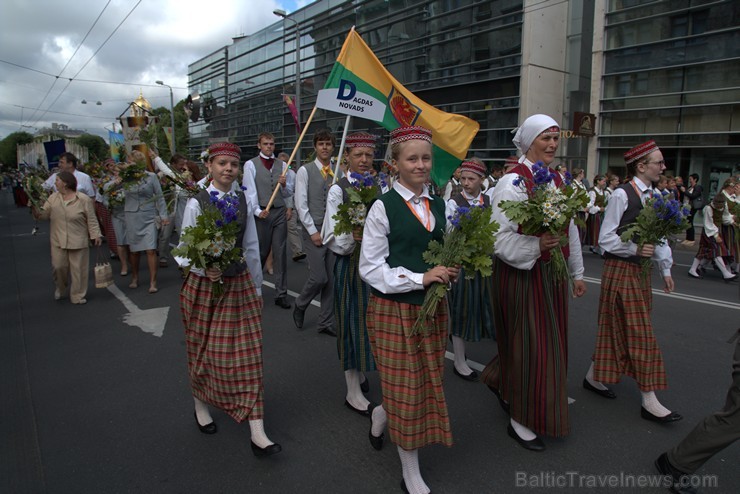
[123,151,169,293]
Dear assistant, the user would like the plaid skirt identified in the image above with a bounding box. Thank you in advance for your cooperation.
[180,271,264,422]
[696,233,729,260]
[481,257,570,437]
[449,268,495,341]
[334,250,376,372]
[94,201,117,252]
[720,224,737,261]
[585,213,601,247]
[367,294,453,450]
[592,259,667,391]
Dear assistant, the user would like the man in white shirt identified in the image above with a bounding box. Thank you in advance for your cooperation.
[292,129,337,336]
[242,132,295,309]
[42,152,96,198]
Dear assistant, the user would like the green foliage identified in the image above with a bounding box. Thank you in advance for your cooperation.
[0,131,34,166]
[76,133,108,162]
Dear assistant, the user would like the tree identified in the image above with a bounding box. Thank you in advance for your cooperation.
[137,100,189,162]
[76,133,109,163]
[0,131,34,168]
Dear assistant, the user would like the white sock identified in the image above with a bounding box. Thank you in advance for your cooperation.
[510,418,537,441]
[345,369,370,410]
[451,336,474,375]
[714,257,734,278]
[193,397,213,425]
[371,404,387,438]
[249,419,274,448]
[585,362,608,390]
[688,258,701,276]
[641,391,671,417]
[397,446,430,494]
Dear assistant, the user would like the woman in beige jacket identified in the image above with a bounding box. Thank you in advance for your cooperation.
[33,171,102,304]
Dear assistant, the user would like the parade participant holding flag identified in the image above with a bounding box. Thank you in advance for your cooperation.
[323,132,387,417]
[480,114,586,452]
[360,126,457,494]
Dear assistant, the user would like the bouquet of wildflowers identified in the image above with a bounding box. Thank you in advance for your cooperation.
[21,166,50,210]
[411,204,499,337]
[119,161,148,188]
[499,162,589,281]
[333,171,387,240]
[619,194,690,278]
[161,166,202,198]
[171,190,245,300]
[105,184,126,210]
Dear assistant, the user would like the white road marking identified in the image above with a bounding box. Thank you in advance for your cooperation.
[107,283,169,337]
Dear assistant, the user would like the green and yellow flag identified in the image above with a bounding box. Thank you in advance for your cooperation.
[316,28,479,187]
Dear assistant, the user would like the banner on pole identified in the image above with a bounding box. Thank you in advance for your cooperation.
[283,94,302,133]
[321,29,479,187]
[109,131,125,162]
[43,139,66,170]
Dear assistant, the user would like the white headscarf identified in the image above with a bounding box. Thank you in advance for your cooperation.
[512,114,560,156]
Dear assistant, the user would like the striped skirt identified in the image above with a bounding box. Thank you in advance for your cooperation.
[334,250,376,372]
[585,213,601,248]
[696,233,728,260]
[576,212,588,245]
[449,268,495,341]
[367,295,453,450]
[180,271,264,422]
[94,201,118,252]
[481,257,570,437]
[592,259,667,391]
[720,224,737,261]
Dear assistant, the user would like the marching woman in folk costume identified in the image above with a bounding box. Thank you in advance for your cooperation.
[583,140,682,423]
[687,192,738,282]
[480,114,586,452]
[718,178,738,274]
[176,142,281,457]
[322,132,386,416]
[446,159,495,382]
[585,175,607,255]
[360,126,458,494]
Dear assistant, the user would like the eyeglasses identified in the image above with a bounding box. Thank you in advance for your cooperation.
[644,160,666,166]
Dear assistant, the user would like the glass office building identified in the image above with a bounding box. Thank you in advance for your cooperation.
[188,0,526,164]
[188,0,739,193]
[600,0,740,195]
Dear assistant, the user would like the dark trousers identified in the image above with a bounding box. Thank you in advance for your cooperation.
[295,226,335,330]
[685,208,699,241]
[667,331,740,473]
[255,207,288,299]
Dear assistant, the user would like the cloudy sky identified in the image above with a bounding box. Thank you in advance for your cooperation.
[0,0,309,140]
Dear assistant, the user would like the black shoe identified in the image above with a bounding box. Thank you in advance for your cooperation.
[641,406,683,423]
[723,273,738,283]
[487,385,510,414]
[369,427,384,451]
[194,412,217,434]
[400,479,409,493]
[360,377,369,394]
[345,400,375,417]
[453,367,479,382]
[655,453,699,494]
[507,424,545,452]
[293,306,305,329]
[582,378,616,399]
[250,441,282,458]
[275,297,291,309]
[318,327,337,337]
[292,252,307,262]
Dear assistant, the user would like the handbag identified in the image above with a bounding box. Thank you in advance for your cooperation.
[94,248,114,288]
[691,195,704,210]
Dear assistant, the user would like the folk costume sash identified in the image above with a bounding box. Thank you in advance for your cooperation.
[507,163,570,262]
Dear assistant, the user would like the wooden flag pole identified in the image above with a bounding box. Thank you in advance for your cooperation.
[263,105,318,213]
[332,115,352,184]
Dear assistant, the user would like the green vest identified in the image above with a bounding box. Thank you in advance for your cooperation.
[371,189,445,305]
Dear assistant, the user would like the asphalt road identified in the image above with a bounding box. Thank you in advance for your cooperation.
[2,188,738,494]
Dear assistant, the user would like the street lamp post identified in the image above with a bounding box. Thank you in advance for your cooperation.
[156,80,176,155]
[273,9,301,165]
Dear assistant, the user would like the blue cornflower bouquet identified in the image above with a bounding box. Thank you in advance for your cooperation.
[333,171,387,240]
[412,204,499,337]
[499,161,589,281]
[171,189,245,300]
[619,194,691,278]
